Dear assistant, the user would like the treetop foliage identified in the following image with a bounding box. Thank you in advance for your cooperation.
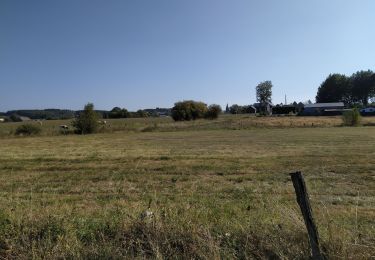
[108,107,130,118]
[205,104,222,119]
[351,70,375,105]
[171,101,222,121]
[316,70,375,106]
[256,81,273,104]
[316,74,350,104]
[171,100,208,121]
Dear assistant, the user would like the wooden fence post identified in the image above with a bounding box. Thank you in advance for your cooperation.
[290,171,324,260]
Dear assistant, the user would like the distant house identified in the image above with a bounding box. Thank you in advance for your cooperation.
[143,108,171,117]
[247,105,257,114]
[301,102,345,116]
[19,116,31,121]
[158,111,169,117]
[253,101,273,115]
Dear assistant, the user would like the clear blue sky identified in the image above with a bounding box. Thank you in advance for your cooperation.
[1,0,375,111]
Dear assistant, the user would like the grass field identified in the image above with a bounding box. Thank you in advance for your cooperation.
[1,115,375,138]
[0,116,374,259]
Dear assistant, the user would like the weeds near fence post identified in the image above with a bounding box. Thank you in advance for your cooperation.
[290,171,324,260]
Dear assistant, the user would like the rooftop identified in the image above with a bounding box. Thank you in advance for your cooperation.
[304,102,344,108]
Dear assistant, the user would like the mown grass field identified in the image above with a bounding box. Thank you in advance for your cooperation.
[1,114,375,137]
[0,116,374,259]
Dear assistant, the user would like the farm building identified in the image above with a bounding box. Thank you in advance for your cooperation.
[19,116,31,121]
[253,101,273,115]
[301,102,345,116]
[360,107,375,116]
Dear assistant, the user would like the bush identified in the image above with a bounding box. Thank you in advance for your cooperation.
[135,110,149,118]
[342,108,361,126]
[9,114,22,122]
[15,124,41,136]
[72,103,99,134]
[171,101,208,121]
[229,104,241,114]
[205,104,222,119]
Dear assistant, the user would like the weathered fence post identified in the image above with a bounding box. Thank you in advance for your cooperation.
[290,171,324,260]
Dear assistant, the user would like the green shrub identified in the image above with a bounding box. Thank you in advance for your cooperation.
[135,110,149,118]
[141,123,158,132]
[205,104,222,119]
[342,108,361,126]
[72,103,99,134]
[171,100,208,121]
[15,124,42,136]
[9,114,22,122]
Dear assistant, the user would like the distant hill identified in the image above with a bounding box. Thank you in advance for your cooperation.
[143,108,171,116]
[4,109,76,120]
[1,108,172,120]
[75,110,110,118]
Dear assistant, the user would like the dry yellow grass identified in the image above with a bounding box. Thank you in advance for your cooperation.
[1,115,375,138]
[0,116,374,258]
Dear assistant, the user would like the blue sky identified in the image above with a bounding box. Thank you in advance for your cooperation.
[1,0,375,111]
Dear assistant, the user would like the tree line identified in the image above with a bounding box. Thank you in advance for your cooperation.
[107,107,151,118]
[2,109,75,121]
[1,107,168,122]
[316,70,375,106]
[67,102,222,135]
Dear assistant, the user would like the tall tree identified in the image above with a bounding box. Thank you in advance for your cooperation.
[316,74,351,104]
[256,81,272,104]
[350,70,375,105]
